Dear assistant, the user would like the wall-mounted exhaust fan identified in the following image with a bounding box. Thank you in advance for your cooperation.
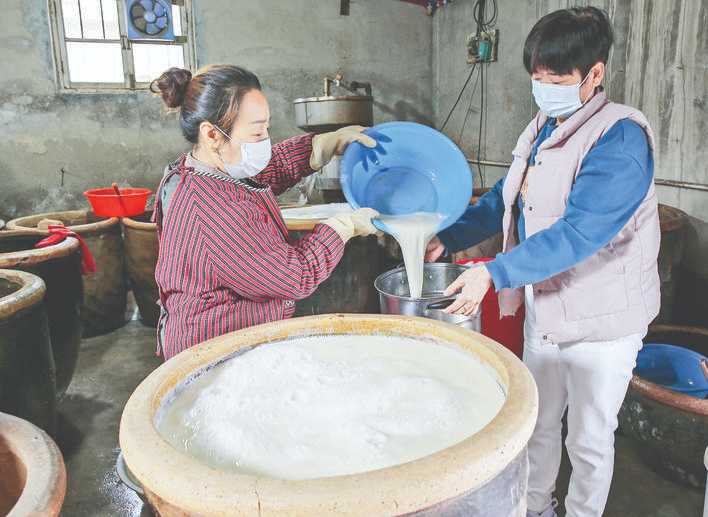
[124,0,175,40]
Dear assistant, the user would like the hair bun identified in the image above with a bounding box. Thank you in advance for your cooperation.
[151,67,192,108]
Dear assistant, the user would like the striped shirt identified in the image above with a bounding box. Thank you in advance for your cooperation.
[154,134,345,360]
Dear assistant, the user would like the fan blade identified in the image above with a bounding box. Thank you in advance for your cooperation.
[154,2,165,16]
[146,22,160,35]
[140,0,153,11]
[156,16,167,28]
[134,17,147,31]
[131,2,146,18]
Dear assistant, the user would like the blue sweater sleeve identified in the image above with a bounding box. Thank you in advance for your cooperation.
[486,119,654,290]
[437,177,505,253]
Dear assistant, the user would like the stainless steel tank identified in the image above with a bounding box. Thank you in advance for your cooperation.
[293,75,374,195]
[293,94,373,134]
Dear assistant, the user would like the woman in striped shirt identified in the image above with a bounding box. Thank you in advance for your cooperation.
[150,65,378,360]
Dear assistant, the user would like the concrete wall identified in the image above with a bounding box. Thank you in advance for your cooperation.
[0,0,432,221]
[432,0,539,188]
[434,0,708,324]
[605,0,708,324]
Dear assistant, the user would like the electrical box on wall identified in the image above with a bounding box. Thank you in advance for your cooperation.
[467,29,499,63]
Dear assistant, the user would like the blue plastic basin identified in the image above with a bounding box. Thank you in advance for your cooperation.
[340,122,473,233]
[635,343,708,398]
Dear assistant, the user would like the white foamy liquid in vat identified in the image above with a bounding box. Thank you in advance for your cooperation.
[157,335,505,480]
[378,212,446,299]
[281,203,353,220]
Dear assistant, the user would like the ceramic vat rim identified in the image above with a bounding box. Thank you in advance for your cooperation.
[0,411,67,517]
[0,230,80,268]
[6,209,119,236]
[119,313,538,516]
[0,269,46,319]
[657,203,688,233]
[121,212,157,232]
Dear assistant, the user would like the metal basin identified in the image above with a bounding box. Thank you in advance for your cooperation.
[375,263,481,331]
[293,95,373,134]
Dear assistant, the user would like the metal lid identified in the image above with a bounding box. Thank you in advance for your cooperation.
[293,95,373,104]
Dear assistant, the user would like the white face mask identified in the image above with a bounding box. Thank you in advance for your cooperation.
[531,71,592,119]
[214,125,272,179]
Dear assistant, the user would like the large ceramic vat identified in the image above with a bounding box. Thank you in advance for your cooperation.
[656,204,688,323]
[120,314,538,516]
[0,270,55,433]
[618,324,708,488]
[6,209,127,336]
[0,231,82,397]
[0,411,66,516]
[121,211,160,327]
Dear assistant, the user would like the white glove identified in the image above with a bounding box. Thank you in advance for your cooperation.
[321,208,379,242]
[310,126,377,170]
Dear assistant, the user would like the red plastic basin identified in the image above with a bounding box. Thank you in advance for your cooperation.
[83,188,151,218]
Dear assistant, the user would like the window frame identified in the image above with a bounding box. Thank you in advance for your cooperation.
[48,0,197,92]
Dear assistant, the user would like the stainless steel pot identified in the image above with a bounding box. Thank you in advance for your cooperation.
[374,263,481,331]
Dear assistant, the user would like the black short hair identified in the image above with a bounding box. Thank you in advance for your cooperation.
[523,6,613,77]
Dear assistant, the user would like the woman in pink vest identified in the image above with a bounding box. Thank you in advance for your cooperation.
[427,7,660,517]
[150,65,378,360]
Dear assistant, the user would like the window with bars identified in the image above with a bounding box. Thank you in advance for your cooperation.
[49,0,196,90]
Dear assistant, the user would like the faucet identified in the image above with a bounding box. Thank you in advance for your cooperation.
[323,72,372,97]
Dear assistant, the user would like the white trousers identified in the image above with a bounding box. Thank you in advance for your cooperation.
[523,322,643,517]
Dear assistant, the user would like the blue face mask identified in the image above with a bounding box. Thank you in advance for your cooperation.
[531,71,592,119]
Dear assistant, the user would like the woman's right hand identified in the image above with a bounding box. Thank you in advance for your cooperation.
[425,236,445,262]
[322,208,379,242]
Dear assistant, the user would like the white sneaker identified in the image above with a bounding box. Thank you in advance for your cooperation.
[527,498,558,517]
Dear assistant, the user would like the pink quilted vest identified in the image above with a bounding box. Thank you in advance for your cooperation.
[498,90,661,344]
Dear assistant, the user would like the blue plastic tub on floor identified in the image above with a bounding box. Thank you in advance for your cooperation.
[635,343,708,398]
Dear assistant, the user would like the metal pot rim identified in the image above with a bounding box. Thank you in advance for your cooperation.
[374,263,470,301]
[293,95,374,103]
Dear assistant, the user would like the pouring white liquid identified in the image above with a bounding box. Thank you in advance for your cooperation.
[156,334,505,480]
[378,212,446,299]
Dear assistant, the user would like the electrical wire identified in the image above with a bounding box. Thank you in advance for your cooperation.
[440,62,477,132]
[476,62,486,187]
[483,59,490,187]
[457,65,481,144]
[440,0,497,188]
[473,0,497,32]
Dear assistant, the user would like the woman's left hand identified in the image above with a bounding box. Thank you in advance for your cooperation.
[310,126,377,170]
[442,265,493,315]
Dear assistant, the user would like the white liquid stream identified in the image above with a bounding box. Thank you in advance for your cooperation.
[379,212,446,299]
[157,335,505,480]
[282,207,443,300]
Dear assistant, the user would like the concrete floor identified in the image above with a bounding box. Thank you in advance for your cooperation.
[56,320,705,516]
